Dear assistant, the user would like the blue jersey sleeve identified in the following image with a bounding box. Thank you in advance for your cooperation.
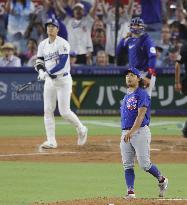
[116,38,128,56]
[49,54,68,74]
[138,89,150,109]
[144,36,156,70]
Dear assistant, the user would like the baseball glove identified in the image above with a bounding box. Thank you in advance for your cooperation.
[182,121,187,138]
[181,76,187,95]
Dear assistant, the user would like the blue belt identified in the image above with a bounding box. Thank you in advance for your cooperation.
[122,125,148,130]
[49,72,69,79]
[122,127,131,130]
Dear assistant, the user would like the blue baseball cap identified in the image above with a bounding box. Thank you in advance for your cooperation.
[125,67,141,78]
[45,18,59,28]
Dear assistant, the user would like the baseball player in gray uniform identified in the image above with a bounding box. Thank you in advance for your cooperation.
[35,19,88,149]
[120,67,168,198]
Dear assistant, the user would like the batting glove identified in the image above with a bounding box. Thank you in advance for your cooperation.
[38,70,48,81]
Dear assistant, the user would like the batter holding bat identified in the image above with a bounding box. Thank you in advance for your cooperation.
[120,67,168,199]
[35,18,88,149]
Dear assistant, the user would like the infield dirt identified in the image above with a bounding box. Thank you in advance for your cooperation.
[0,135,187,205]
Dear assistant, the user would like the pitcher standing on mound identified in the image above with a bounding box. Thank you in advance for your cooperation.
[120,67,168,198]
[35,19,88,149]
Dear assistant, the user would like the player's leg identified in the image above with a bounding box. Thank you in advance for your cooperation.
[132,126,168,197]
[57,76,87,145]
[41,78,57,148]
[120,130,136,198]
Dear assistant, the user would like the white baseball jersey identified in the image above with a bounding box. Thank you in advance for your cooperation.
[65,15,94,55]
[37,36,70,75]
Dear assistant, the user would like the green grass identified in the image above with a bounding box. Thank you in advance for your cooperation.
[0,116,186,204]
[0,162,186,205]
[0,116,186,137]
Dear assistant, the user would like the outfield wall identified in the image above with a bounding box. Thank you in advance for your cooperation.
[0,66,186,116]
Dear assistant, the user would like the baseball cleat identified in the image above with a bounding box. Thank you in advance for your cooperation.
[124,190,136,199]
[158,177,168,197]
[77,126,88,146]
[39,141,57,149]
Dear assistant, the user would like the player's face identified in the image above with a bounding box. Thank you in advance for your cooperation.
[47,24,59,36]
[130,24,144,36]
[126,72,140,88]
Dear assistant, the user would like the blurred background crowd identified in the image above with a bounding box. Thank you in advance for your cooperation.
[0,0,187,68]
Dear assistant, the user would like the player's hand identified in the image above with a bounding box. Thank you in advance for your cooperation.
[124,32,132,39]
[38,70,48,81]
[124,131,132,143]
[174,82,182,92]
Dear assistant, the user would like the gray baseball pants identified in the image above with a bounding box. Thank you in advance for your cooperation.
[120,125,152,171]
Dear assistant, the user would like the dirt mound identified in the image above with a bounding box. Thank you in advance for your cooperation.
[33,197,187,205]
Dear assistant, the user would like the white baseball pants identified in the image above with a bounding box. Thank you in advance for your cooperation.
[43,74,83,145]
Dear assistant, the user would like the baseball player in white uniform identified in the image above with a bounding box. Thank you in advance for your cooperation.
[35,19,88,149]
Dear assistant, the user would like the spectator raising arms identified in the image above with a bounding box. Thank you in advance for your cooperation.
[100,0,134,64]
[64,1,98,65]
[5,0,35,42]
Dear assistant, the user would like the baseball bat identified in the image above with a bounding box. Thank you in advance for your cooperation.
[16,80,37,93]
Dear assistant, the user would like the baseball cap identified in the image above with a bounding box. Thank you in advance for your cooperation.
[1,42,14,50]
[125,67,141,78]
[73,3,84,10]
[70,51,77,57]
[45,18,59,28]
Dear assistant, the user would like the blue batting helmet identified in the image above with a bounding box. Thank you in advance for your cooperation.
[45,18,59,28]
[129,17,145,34]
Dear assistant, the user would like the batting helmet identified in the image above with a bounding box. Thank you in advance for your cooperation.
[45,18,59,29]
[129,17,145,35]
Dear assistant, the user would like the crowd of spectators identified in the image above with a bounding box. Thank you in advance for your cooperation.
[0,0,187,68]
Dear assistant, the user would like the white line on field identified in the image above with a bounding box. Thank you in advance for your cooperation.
[0,152,76,157]
[157,199,187,201]
[56,120,183,128]
[0,148,160,158]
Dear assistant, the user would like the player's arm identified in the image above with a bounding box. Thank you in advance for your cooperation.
[35,57,45,72]
[124,107,147,143]
[116,37,129,56]
[48,54,68,74]
[145,38,157,78]
[34,43,49,80]
[48,40,70,75]
[35,57,50,81]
